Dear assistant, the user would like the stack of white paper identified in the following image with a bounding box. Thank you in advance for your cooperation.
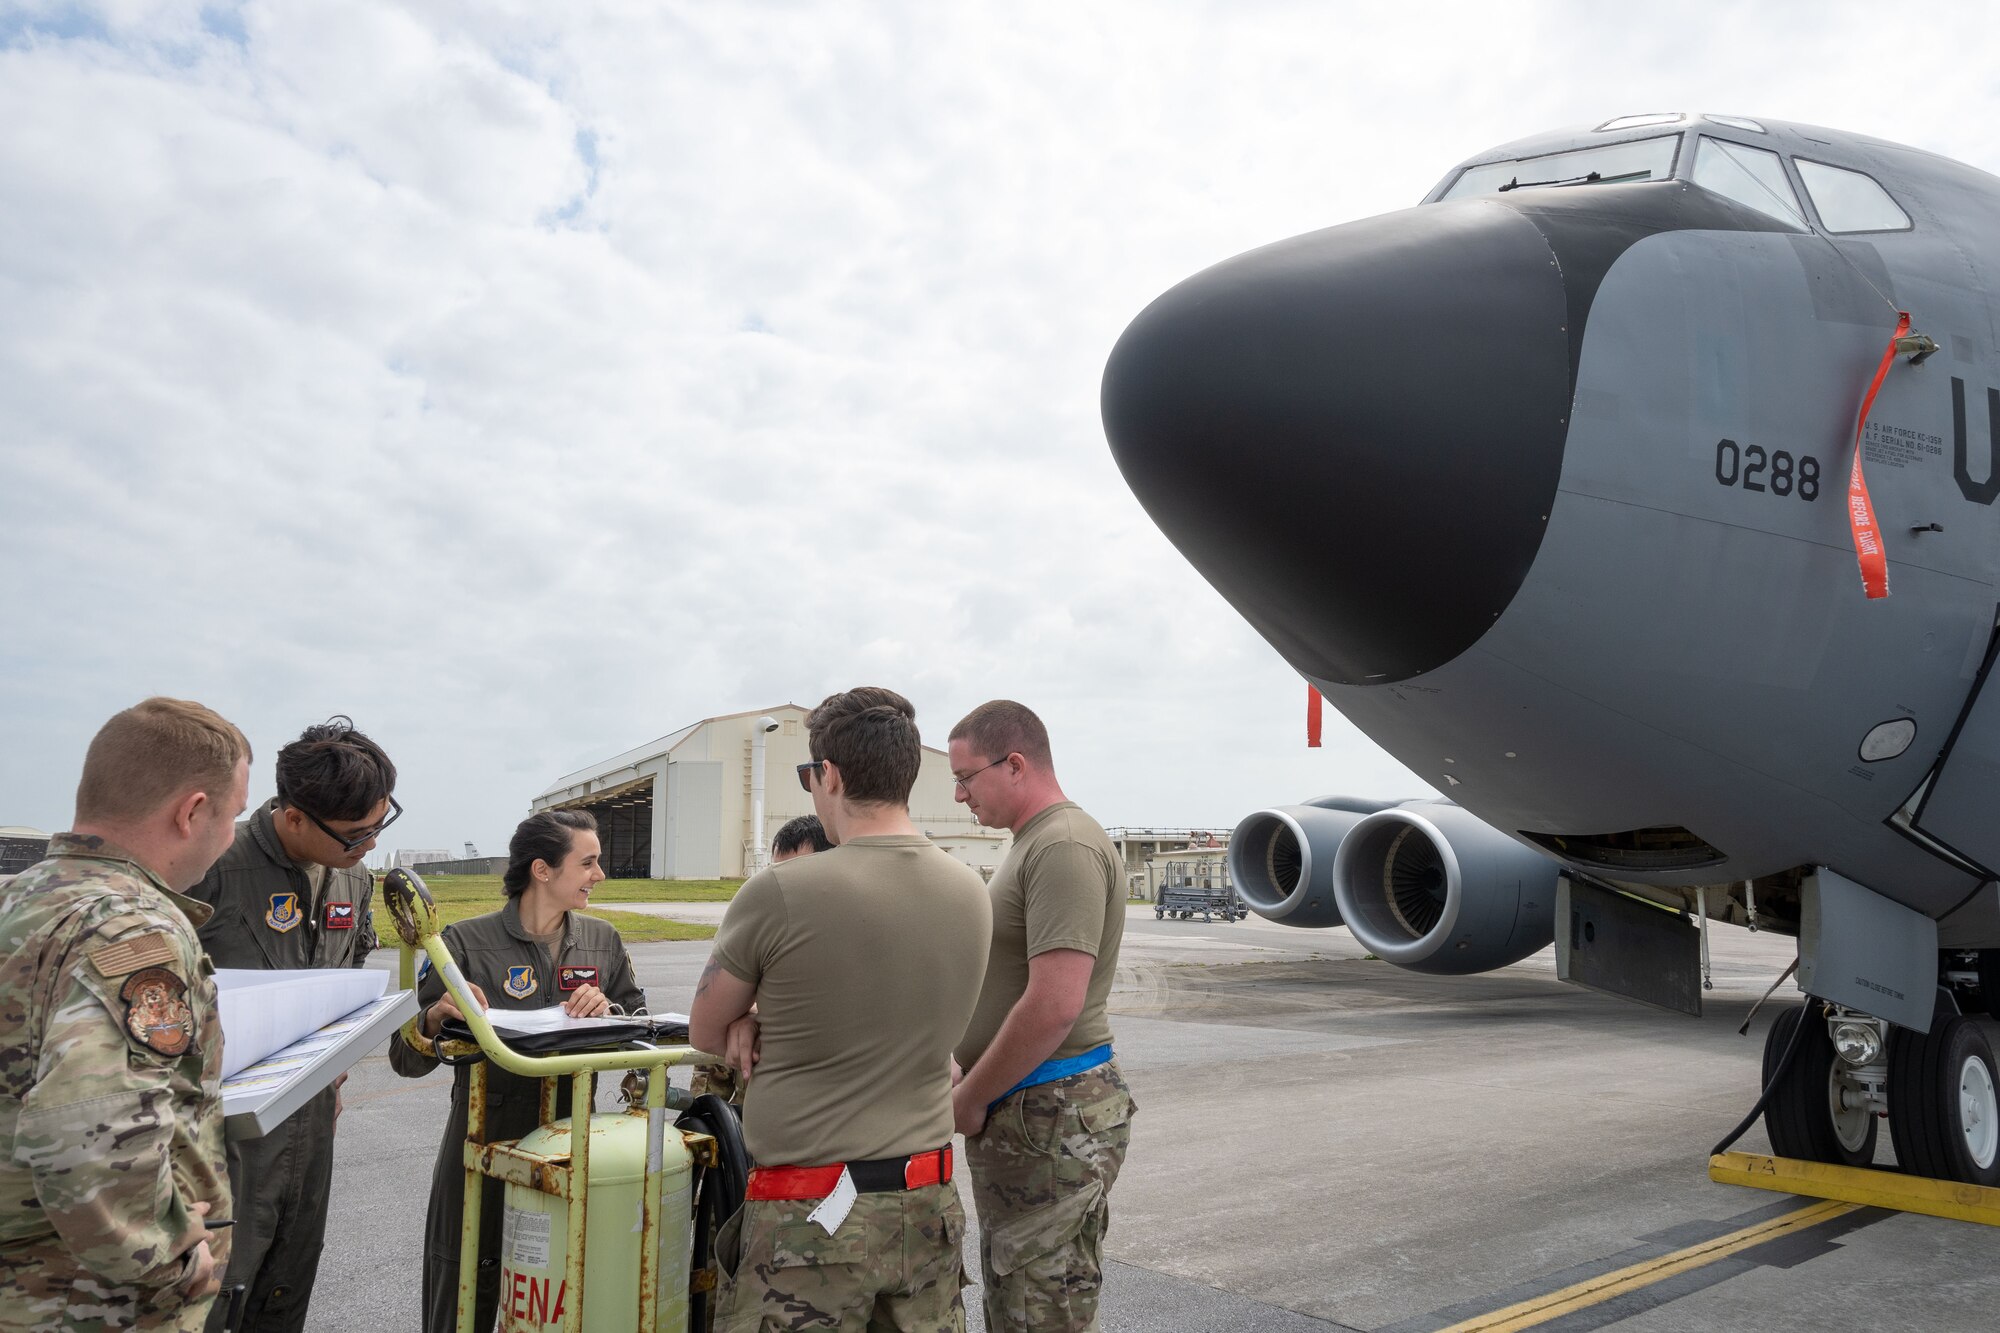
[214,968,389,1079]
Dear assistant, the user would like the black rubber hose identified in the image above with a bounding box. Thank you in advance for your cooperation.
[1711,996,1818,1157]
[677,1095,748,1332]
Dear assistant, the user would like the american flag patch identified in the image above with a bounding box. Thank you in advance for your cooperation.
[88,932,178,977]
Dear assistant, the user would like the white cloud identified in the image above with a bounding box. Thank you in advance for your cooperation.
[4,1,1997,852]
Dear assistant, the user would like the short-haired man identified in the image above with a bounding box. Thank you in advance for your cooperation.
[770,813,833,863]
[0,698,251,1327]
[948,700,1135,1333]
[692,687,992,1330]
[186,717,395,1333]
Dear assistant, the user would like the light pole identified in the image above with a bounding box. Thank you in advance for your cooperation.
[748,715,780,877]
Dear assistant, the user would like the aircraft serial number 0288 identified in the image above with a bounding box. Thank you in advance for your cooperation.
[1102,113,2000,1187]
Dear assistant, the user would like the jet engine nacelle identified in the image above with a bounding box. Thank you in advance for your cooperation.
[1331,802,1558,974]
[1228,797,1400,927]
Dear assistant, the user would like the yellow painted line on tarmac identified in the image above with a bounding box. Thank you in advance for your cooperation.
[1711,1150,2000,1227]
[1434,1198,1855,1333]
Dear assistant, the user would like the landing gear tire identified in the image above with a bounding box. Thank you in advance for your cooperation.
[1761,1004,1877,1167]
[1888,1013,2000,1186]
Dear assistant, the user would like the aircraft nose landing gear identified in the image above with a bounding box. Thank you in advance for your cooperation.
[1888,1006,2000,1187]
[1760,1002,1880,1168]
[1758,989,2000,1188]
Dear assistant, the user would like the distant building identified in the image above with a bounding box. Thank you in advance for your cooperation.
[404,854,509,877]
[1,826,50,877]
[531,704,990,880]
[393,849,452,871]
[926,828,1014,882]
[1105,827,1231,900]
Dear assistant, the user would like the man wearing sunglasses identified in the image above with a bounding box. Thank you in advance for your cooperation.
[692,687,992,1331]
[186,716,396,1333]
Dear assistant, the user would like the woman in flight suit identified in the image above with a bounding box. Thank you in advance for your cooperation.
[390,809,646,1333]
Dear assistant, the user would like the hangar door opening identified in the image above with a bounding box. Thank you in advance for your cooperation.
[565,776,654,879]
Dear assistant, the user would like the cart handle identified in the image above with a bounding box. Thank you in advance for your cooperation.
[382,867,719,1078]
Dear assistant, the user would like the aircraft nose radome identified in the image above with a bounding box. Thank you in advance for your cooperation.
[1101,200,1572,686]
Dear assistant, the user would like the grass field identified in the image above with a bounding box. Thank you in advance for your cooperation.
[370,874,735,944]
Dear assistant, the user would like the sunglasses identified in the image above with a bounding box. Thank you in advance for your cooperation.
[299,795,403,852]
[796,761,825,793]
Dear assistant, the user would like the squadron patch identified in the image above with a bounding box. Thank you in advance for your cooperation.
[504,965,537,999]
[324,902,357,930]
[88,932,178,978]
[557,966,599,992]
[120,967,196,1057]
[266,893,302,933]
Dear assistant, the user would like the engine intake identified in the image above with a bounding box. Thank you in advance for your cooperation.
[1228,798,1395,928]
[1332,802,1557,973]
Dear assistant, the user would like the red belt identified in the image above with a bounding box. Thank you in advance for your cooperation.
[746,1146,952,1200]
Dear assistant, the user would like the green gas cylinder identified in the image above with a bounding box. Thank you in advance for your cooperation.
[496,1111,695,1332]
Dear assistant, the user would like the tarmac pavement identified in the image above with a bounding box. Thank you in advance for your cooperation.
[308,905,2000,1330]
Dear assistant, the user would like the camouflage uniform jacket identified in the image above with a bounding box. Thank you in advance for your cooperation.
[0,834,230,1330]
[184,801,376,970]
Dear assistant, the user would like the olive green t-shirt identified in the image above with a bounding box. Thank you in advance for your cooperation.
[955,802,1124,1069]
[711,834,992,1166]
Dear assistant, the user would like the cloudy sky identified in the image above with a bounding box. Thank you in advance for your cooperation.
[5,1,1997,859]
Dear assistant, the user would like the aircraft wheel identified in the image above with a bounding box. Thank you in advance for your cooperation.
[1761,1004,1877,1167]
[1888,1014,2000,1186]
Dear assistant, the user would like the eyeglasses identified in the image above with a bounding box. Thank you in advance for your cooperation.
[952,755,1010,792]
[796,761,825,793]
[300,795,403,852]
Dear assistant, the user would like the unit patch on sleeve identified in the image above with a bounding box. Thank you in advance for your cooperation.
[266,892,302,933]
[503,965,537,999]
[120,967,196,1056]
[88,932,178,978]
[556,966,600,992]
[324,902,357,930]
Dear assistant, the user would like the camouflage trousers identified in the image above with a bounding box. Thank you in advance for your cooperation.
[711,1181,967,1332]
[962,1062,1134,1333]
[0,1239,217,1332]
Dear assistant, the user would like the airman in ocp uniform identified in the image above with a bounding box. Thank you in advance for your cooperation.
[0,698,252,1330]
[692,687,993,1333]
[949,700,1136,1333]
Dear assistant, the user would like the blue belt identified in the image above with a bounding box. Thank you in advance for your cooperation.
[992,1044,1113,1109]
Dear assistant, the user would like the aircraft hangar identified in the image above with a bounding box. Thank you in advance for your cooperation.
[528,704,1002,879]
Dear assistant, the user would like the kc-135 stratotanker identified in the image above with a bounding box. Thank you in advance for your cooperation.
[1103,114,2000,1186]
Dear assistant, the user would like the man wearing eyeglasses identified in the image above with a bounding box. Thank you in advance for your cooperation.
[186,716,397,1333]
[947,699,1134,1333]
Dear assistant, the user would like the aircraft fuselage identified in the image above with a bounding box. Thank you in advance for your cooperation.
[1104,116,2000,940]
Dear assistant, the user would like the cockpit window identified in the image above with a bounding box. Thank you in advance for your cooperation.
[1796,160,1912,233]
[1596,113,1682,132]
[1441,135,1680,201]
[1691,137,1806,228]
[1703,114,1765,133]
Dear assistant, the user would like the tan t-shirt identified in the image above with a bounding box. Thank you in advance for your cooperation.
[711,834,992,1166]
[956,802,1124,1068]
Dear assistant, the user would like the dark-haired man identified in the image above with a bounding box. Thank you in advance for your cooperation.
[187,717,396,1333]
[692,687,992,1330]
[770,812,833,863]
[948,699,1134,1333]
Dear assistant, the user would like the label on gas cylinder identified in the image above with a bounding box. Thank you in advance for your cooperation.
[503,1204,552,1268]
